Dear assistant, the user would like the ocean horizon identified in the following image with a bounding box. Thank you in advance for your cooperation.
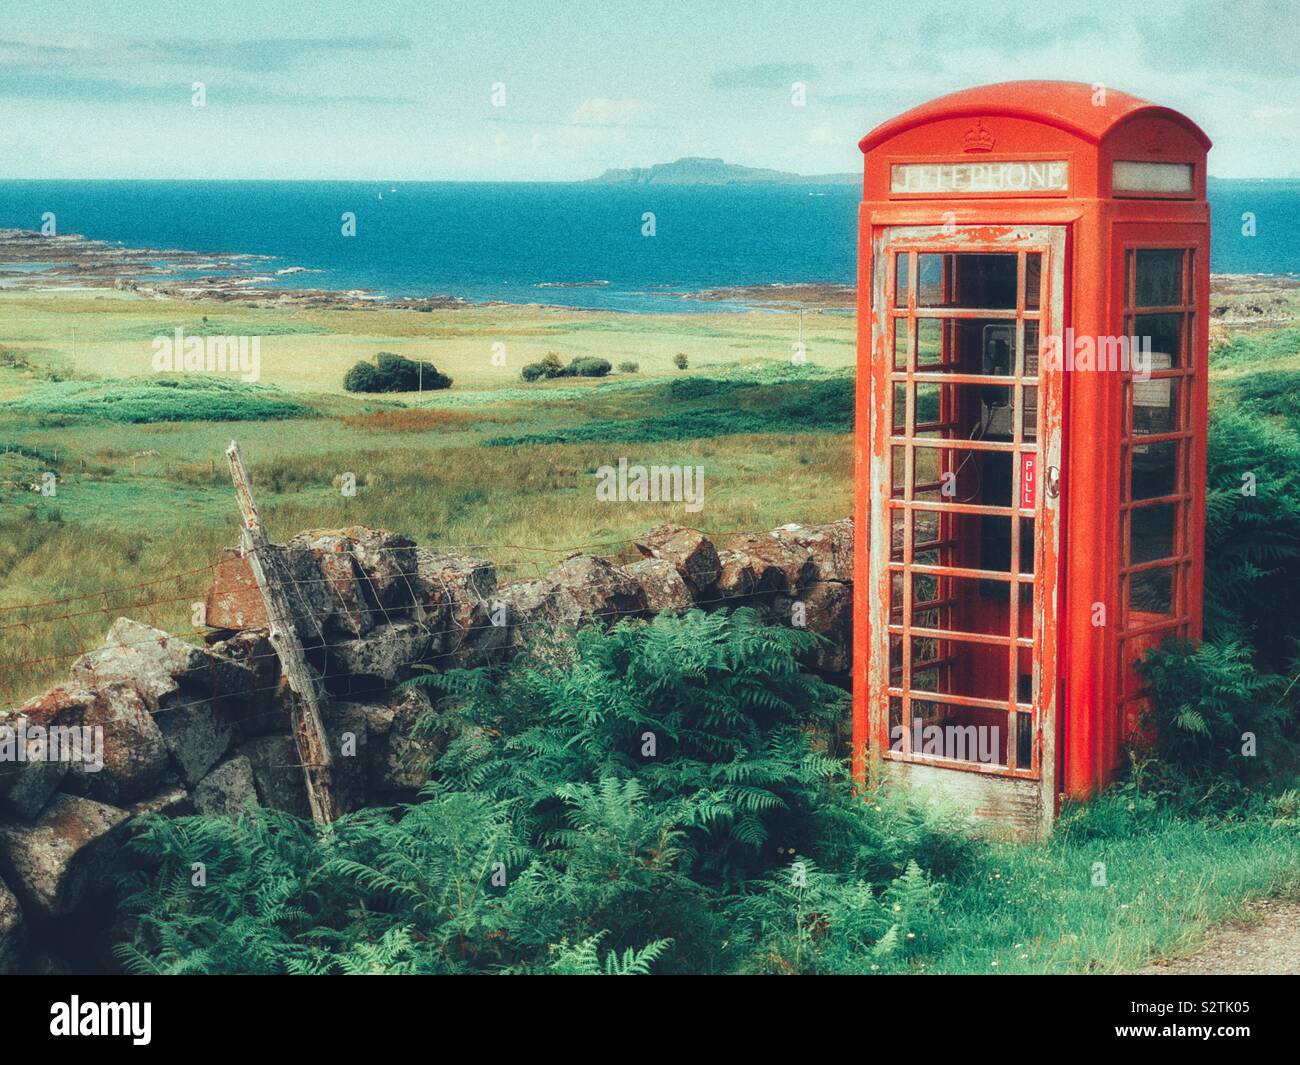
[1,177,1297,313]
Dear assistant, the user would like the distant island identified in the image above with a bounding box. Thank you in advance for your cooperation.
[588,156,858,186]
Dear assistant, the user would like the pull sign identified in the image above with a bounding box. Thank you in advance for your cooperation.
[1021,454,1037,508]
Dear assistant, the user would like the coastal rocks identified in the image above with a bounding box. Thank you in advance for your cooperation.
[0,793,130,920]
[191,756,259,817]
[633,525,721,594]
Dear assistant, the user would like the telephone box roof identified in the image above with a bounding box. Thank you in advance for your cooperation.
[858,80,1212,154]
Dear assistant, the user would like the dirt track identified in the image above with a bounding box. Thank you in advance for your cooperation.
[1140,899,1300,975]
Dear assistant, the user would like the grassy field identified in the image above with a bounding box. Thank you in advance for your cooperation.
[0,291,855,700]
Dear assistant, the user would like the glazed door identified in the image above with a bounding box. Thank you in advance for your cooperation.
[866,225,1065,835]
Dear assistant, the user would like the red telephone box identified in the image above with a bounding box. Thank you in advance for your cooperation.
[852,81,1211,838]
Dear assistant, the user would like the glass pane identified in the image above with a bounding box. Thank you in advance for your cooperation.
[892,382,907,432]
[894,255,909,308]
[893,319,909,369]
[916,318,948,370]
[1131,441,1178,500]
[910,637,1010,704]
[1132,377,1180,436]
[1130,503,1178,564]
[1129,566,1175,616]
[1135,249,1184,307]
[897,700,1009,766]
[1023,321,1040,378]
[1134,312,1182,370]
[1025,253,1042,311]
[1023,385,1039,441]
[917,253,1018,309]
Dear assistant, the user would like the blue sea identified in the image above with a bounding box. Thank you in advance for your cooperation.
[0,178,1296,312]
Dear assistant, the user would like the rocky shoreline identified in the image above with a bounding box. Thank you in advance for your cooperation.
[2,228,1298,322]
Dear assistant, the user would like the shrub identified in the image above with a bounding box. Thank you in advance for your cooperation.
[343,352,452,393]
[673,352,689,370]
[618,361,640,374]
[540,352,564,376]
[519,362,547,382]
[566,357,611,378]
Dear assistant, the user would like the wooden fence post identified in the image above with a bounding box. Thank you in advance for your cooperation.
[225,441,340,825]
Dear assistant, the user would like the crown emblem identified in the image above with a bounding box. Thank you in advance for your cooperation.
[963,120,995,153]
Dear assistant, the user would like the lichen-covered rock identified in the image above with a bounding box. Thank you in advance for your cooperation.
[236,735,309,819]
[323,702,369,813]
[0,793,130,920]
[325,620,431,683]
[282,534,372,640]
[128,786,194,819]
[622,558,693,613]
[414,550,497,655]
[192,756,259,817]
[338,688,439,801]
[776,581,853,673]
[715,549,758,599]
[633,525,721,594]
[772,520,854,583]
[154,702,233,787]
[540,554,646,625]
[204,548,268,631]
[0,685,86,819]
[63,682,168,805]
[722,533,817,597]
[0,876,23,974]
[207,630,284,738]
[344,527,419,613]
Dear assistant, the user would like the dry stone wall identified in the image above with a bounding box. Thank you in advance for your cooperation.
[0,518,852,972]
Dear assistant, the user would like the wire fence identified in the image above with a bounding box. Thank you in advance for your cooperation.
[0,524,850,727]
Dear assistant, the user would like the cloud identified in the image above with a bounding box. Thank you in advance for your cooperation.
[0,34,412,74]
[712,62,818,90]
[1137,0,1300,76]
[0,69,411,106]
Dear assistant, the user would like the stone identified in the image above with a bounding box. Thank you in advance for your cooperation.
[633,525,721,594]
[0,685,87,819]
[236,735,308,819]
[414,550,497,655]
[772,520,854,583]
[203,549,268,630]
[0,793,130,920]
[722,533,817,597]
[207,631,284,738]
[622,558,694,613]
[192,756,259,817]
[64,682,168,805]
[344,527,420,614]
[338,687,439,800]
[70,619,255,722]
[325,620,431,683]
[154,702,233,787]
[128,786,194,819]
[323,702,369,813]
[715,549,758,599]
[282,532,372,639]
[0,875,23,974]
[539,554,646,625]
[787,581,853,673]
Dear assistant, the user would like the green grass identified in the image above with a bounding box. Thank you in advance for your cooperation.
[8,376,312,423]
[914,797,1300,973]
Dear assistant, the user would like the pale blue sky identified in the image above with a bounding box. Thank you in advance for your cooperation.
[1,0,1297,179]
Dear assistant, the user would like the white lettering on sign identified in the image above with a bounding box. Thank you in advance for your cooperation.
[1112,161,1193,194]
[891,160,1069,195]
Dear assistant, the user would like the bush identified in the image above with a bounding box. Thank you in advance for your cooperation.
[114,609,977,975]
[673,352,689,370]
[519,354,611,382]
[618,361,640,374]
[343,352,452,393]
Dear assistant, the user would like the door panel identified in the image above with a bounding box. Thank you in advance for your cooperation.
[867,225,1064,832]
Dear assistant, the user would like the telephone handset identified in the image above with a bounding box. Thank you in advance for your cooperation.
[980,324,1015,438]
